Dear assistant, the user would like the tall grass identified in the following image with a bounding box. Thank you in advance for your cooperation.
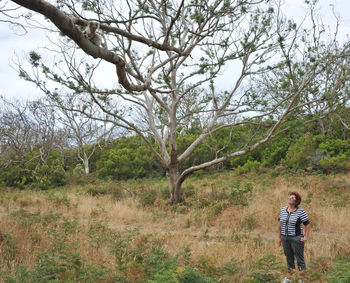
[0,171,350,282]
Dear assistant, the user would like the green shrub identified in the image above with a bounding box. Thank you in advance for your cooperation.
[71,164,87,184]
[33,159,67,190]
[86,186,108,196]
[236,160,261,175]
[318,154,348,173]
[305,257,331,281]
[283,132,317,170]
[327,254,350,283]
[177,267,216,283]
[247,254,282,282]
[97,136,160,179]
[228,181,253,206]
[139,189,157,206]
[160,186,170,200]
[46,192,70,208]
[183,185,195,198]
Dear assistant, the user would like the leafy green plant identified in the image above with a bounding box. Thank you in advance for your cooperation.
[283,132,317,170]
[236,160,262,174]
[228,181,253,206]
[318,154,348,173]
[86,186,108,196]
[139,189,157,206]
[246,254,282,282]
[33,158,67,190]
[327,254,350,283]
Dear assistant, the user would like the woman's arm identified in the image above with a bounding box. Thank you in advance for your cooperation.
[278,222,282,246]
[301,224,310,243]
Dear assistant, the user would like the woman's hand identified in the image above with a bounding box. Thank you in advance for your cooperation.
[278,238,282,246]
[300,237,307,243]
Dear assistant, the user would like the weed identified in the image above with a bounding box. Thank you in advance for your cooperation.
[87,221,114,248]
[160,185,169,200]
[46,191,70,208]
[86,186,108,196]
[332,193,350,208]
[228,181,253,206]
[305,257,331,281]
[247,254,283,282]
[110,187,124,201]
[0,232,18,268]
[327,254,350,283]
[10,208,41,226]
[242,214,258,231]
[139,189,157,206]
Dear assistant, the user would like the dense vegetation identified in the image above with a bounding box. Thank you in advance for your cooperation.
[1,109,350,189]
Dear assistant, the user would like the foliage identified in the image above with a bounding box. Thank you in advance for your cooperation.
[246,254,283,282]
[139,189,158,206]
[236,160,262,175]
[228,181,253,206]
[97,136,161,179]
[86,186,108,196]
[283,133,317,170]
[0,233,18,268]
[318,154,348,173]
[327,254,350,283]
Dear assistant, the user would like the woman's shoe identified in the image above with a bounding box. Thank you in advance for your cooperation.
[281,278,291,283]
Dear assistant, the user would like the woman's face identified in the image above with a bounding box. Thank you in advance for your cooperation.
[288,194,297,206]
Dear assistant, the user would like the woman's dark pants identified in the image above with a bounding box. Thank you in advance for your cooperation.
[281,235,306,272]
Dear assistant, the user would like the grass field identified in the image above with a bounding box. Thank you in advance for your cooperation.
[0,170,350,282]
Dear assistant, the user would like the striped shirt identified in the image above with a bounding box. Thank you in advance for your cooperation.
[278,206,310,236]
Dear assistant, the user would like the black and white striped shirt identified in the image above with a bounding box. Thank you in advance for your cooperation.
[278,206,310,236]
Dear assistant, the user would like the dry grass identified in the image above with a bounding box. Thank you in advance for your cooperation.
[0,171,350,281]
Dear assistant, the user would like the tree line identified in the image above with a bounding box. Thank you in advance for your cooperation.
[1,94,349,190]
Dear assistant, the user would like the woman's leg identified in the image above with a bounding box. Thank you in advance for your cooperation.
[291,236,306,271]
[281,236,295,277]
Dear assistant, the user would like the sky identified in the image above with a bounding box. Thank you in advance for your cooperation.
[0,0,350,102]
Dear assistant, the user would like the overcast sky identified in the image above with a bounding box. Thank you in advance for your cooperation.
[0,0,349,101]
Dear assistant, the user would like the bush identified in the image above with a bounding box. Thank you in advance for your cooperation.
[33,160,67,190]
[70,164,87,184]
[86,186,108,196]
[283,132,317,170]
[139,189,157,206]
[228,181,253,206]
[327,254,350,283]
[97,136,160,179]
[318,154,348,173]
[177,267,216,283]
[236,160,261,175]
[246,254,283,282]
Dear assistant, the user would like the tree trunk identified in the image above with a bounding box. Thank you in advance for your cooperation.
[167,166,184,204]
[167,145,184,204]
[83,152,89,175]
[319,120,326,135]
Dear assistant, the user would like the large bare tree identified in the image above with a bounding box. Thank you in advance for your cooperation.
[6,0,350,202]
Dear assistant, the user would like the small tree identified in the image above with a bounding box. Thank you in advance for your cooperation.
[6,0,350,202]
[45,95,117,175]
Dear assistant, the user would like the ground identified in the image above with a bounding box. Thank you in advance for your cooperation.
[0,170,349,282]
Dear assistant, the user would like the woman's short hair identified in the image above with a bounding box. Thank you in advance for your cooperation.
[289,191,302,206]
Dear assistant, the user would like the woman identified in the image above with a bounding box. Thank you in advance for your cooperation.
[278,192,310,283]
